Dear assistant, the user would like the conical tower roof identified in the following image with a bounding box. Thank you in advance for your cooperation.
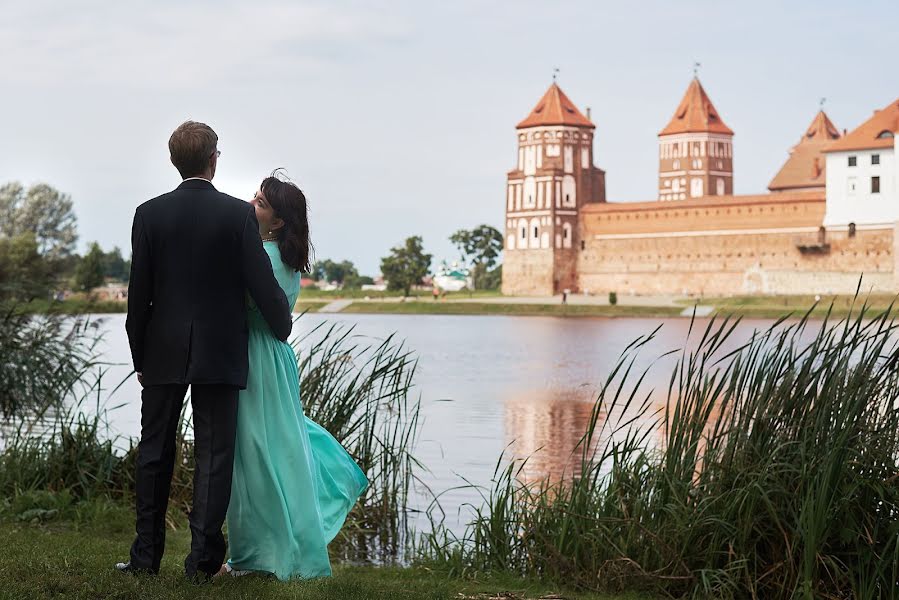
[659,77,733,136]
[768,110,840,192]
[517,83,594,129]
[804,110,841,141]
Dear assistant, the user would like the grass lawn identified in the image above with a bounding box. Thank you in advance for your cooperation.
[340,301,684,318]
[294,300,327,313]
[0,518,648,600]
[20,297,128,314]
[689,293,899,319]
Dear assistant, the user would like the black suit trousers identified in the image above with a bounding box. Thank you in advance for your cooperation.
[129,383,238,577]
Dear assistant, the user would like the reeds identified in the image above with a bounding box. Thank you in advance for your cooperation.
[295,321,421,562]
[0,314,422,561]
[0,303,105,420]
[421,300,899,599]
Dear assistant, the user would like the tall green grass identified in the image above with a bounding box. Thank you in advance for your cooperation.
[0,303,105,419]
[0,314,422,562]
[421,301,899,599]
[295,321,421,562]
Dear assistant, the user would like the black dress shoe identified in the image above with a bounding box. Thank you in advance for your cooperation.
[115,561,157,575]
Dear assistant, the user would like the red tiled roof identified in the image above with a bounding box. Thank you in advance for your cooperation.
[825,98,899,152]
[516,83,594,129]
[659,77,733,136]
[768,110,840,192]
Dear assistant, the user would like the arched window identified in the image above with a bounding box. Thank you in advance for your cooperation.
[848,222,856,238]
[518,218,528,245]
[690,178,703,198]
[529,218,540,249]
[716,178,725,196]
[877,130,894,139]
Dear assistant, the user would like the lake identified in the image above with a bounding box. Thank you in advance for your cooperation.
[56,312,789,531]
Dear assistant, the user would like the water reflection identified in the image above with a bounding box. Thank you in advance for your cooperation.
[504,388,597,481]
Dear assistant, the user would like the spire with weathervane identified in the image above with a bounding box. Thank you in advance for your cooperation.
[769,101,840,192]
[658,67,734,200]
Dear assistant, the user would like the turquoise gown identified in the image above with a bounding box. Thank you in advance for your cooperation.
[226,241,369,580]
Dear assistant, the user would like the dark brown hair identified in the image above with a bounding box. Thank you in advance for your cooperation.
[261,171,313,272]
[169,121,218,178]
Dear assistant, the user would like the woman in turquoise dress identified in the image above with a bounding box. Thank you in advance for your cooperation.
[222,173,368,580]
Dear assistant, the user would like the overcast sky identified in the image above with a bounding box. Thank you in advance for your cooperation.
[1,0,895,275]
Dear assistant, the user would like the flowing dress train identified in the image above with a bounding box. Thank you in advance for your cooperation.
[226,241,368,580]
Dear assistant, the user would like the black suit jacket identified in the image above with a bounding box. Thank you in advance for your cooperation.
[126,179,292,388]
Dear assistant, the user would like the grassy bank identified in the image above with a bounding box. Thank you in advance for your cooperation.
[692,293,899,319]
[21,292,899,321]
[0,501,644,600]
[16,298,329,315]
[19,296,128,314]
[341,301,684,318]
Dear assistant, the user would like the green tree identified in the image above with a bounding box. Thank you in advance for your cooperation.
[0,233,52,301]
[73,243,105,292]
[480,264,502,291]
[100,246,129,281]
[449,224,504,289]
[311,259,359,285]
[380,236,432,297]
[345,274,374,289]
[0,182,78,264]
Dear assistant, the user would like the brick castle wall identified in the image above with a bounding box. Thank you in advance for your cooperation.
[578,227,895,296]
[502,248,556,296]
[577,192,895,295]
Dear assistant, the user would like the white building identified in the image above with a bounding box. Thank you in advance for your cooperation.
[824,99,899,228]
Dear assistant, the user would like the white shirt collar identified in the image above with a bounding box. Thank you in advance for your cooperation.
[183,177,212,183]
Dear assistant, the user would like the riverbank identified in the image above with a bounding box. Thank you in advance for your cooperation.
[0,505,644,600]
[19,291,898,320]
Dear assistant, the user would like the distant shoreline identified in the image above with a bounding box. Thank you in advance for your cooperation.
[27,293,896,320]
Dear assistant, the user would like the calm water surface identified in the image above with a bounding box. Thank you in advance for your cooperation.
[69,313,788,529]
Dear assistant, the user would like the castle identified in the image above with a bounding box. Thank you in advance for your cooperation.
[501,78,899,297]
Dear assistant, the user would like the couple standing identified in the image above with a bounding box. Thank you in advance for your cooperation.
[120,121,367,581]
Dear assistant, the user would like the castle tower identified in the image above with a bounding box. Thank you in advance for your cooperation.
[658,77,733,200]
[501,83,606,296]
[769,110,840,192]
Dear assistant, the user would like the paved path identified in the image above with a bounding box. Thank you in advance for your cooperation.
[681,305,715,317]
[318,299,354,313]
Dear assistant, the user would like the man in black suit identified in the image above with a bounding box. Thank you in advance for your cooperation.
[118,121,292,581]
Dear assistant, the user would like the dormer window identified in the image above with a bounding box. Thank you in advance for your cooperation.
[877,130,894,139]
[848,156,857,167]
